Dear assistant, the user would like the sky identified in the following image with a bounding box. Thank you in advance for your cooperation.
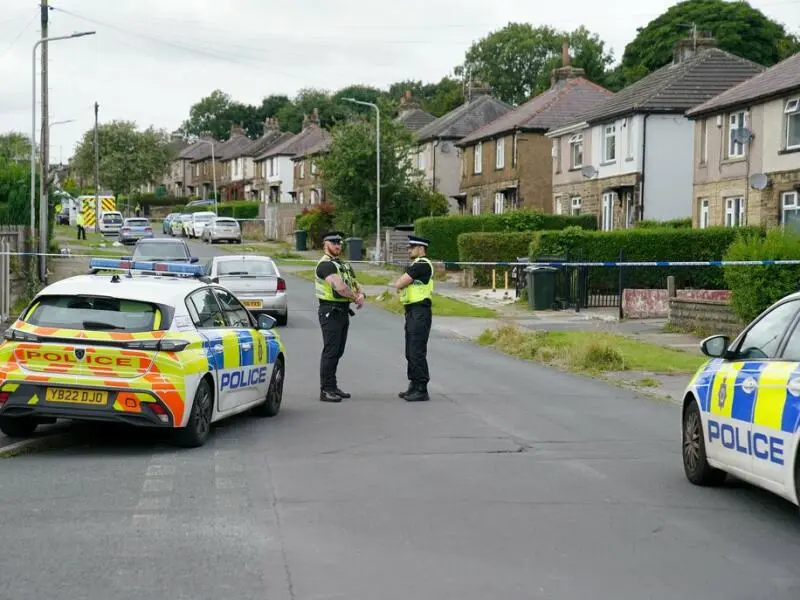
[0,0,797,164]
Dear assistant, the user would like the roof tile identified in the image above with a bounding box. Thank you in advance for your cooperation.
[414,95,514,142]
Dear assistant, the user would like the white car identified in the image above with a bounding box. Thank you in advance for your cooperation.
[0,258,287,448]
[99,211,123,235]
[202,217,242,244]
[188,211,215,238]
[682,292,800,507]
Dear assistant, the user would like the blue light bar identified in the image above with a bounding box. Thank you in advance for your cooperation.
[89,258,205,276]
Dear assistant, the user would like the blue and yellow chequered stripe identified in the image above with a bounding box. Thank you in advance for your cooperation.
[202,329,278,371]
[693,359,800,434]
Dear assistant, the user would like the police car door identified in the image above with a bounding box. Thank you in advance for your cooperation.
[210,287,270,409]
[707,299,800,478]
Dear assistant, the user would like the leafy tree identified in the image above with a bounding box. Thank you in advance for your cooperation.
[0,133,32,163]
[316,103,448,238]
[70,121,176,197]
[620,0,800,86]
[387,77,465,116]
[456,23,614,105]
[180,89,236,140]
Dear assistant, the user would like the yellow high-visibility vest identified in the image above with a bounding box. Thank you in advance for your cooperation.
[400,257,434,305]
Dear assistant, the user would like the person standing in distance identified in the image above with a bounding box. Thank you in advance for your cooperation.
[315,231,365,403]
[391,235,434,402]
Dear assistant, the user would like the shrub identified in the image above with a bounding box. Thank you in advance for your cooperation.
[457,231,537,285]
[185,201,259,219]
[415,210,597,263]
[723,229,800,323]
[634,218,692,229]
[529,226,765,290]
[296,204,335,249]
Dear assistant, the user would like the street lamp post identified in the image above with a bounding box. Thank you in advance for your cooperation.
[342,98,380,262]
[197,139,218,214]
[30,31,95,278]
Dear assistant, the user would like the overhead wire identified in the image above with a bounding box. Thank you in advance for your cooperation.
[0,12,37,62]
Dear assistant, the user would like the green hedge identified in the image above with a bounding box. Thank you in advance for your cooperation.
[457,232,537,285]
[634,217,692,229]
[415,211,598,263]
[529,226,765,290]
[185,201,259,219]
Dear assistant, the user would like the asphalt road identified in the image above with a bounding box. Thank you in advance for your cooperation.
[2,237,800,599]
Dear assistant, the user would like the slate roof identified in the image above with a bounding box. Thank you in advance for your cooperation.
[687,52,800,117]
[457,77,613,146]
[562,47,765,127]
[242,129,291,158]
[396,108,437,132]
[257,124,331,161]
[218,132,253,161]
[182,138,218,162]
[293,136,331,160]
[414,94,514,143]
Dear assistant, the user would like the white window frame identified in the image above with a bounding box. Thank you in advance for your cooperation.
[603,124,616,163]
[300,161,304,179]
[700,120,708,164]
[495,137,505,169]
[471,195,481,215]
[601,192,615,231]
[728,111,747,158]
[311,161,317,175]
[298,191,304,204]
[417,150,425,170]
[571,196,582,215]
[625,118,634,159]
[725,196,745,227]
[700,199,709,229]
[782,191,800,230]
[569,134,583,169]
[494,192,504,214]
[474,142,482,174]
[554,195,562,215]
[785,98,800,151]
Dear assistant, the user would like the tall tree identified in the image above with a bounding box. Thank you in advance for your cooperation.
[71,121,175,197]
[0,133,32,163]
[620,0,800,87]
[180,89,236,140]
[456,23,614,105]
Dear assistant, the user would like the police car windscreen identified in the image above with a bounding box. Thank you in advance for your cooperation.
[217,259,275,277]
[26,296,158,332]
[132,240,190,261]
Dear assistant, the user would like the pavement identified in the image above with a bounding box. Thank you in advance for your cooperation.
[2,237,800,599]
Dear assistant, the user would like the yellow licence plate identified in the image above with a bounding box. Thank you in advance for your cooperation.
[243,300,263,309]
[46,387,108,406]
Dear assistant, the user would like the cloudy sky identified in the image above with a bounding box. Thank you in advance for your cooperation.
[0,0,797,163]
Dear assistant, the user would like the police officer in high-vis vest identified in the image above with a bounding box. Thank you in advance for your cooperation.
[76,209,86,240]
[391,235,434,402]
[315,231,365,403]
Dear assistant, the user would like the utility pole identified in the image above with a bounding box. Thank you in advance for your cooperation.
[94,101,99,233]
[38,0,49,283]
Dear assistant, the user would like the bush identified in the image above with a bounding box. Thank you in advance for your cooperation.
[415,210,597,263]
[723,229,800,323]
[529,226,765,290]
[185,201,259,219]
[457,231,537,285]
[296,204,335,249]
[634,218,692,229]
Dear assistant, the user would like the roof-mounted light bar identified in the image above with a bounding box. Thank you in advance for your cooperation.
[89,258,206,277]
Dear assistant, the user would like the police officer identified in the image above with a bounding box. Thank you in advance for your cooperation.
[76,209,86,240]
[315,231,365,403]
[392,235,433,402]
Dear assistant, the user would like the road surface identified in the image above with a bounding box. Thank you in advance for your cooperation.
[1,237,800,600]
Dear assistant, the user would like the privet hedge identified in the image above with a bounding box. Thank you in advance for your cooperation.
[415,211,597,262]
[457,232,537,285]
[529,226,765,290]
[185,201,259,219]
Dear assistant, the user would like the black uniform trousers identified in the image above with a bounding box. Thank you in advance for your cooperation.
[318,302,350,391]
[404,301,432,384]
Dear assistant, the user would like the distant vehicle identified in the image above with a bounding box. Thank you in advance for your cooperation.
[187,211,215,238]
[73,195,116,228]
[206,255,288,325]
[170,214,191,237]
[130,238,197,263]
[186,199,215,208]
[99,211,123,235]
[119,218,154,244]
[202,216,242,244]
[162,213,179,234]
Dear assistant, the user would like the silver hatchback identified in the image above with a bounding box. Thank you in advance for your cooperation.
[202,216,242,244]
[206,255,288,325]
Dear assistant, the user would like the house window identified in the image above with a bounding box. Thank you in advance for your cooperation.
[625,118,634,159]
[300,161,305,178]
[728,111,747,158]
[311,189,319,204]
[512,133,518,166]
[786,98,800,150]
[569,134,583,169]
[624,192,634,228]
[782,191,800,234]
[298,191,304,204]
[234,160,239,176]
[474,143,482,174]
[552,139,561,173]
[494,192,505,214]
[311,161,317,175]
[571,196,582,216]
[699,198,709,229]
[471,195,481,215]
[417,150,425,170]
[603,125,616,162]
[602,192,615,231]
[725,196,745,227]
[554,195,563,215]
[699,120,707,164]
[495,137,505,169]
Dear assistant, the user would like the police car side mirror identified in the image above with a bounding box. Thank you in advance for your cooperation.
[190,257,199,263]
[258,314,276,330]
[701,335,729,358]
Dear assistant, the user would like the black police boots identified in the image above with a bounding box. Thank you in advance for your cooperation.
[320,389,342,403]
[398,382,414,399]
[404,382,430,402]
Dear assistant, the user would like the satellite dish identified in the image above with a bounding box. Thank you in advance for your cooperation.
[580,165,597,178]
[749,173,770,191]
[733,127,754,144]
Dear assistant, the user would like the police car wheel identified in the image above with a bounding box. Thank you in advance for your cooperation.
[253,358,284,418]
[174,378,213,448]
[0,416,38,438]
[682,400,727,486]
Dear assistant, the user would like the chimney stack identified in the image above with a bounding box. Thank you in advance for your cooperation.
[399,90,421,114]
[562,39,570,67]
[550,41,585,87]
[672,32,717,64]
[465,79,492,102]
[263,117,278,134]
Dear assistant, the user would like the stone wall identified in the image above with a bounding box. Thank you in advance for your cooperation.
[668,298,744,338]
[623,288,730,319]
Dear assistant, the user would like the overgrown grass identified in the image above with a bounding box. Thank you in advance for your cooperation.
[477,324,706,375]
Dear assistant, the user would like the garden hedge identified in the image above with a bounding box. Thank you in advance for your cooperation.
[457,232,538,285]
[415,211,597,263]
[529,226,765,290]
[185,201,259,219]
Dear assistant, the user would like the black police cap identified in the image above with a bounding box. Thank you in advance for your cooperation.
[407,235,430,247]
[322,231,345,243]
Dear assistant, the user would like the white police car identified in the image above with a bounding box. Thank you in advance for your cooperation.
[682,292,800,506]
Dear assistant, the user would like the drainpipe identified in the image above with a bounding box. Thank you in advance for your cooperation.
[639,115,649,221]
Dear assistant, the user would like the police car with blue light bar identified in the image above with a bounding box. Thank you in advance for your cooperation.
[682,292,800,507]
[0,258,286,448]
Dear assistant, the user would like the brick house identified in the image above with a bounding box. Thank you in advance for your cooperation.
[188,136,225,200]
[217,126,254,202]
[686,52,800,230]
[545,37,764,230]
[412,85,512,213]
[292,136,331,206]
[455,44,613,215]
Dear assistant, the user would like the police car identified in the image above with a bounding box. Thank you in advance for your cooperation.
[682,292,800,506]
[0,258,286,448]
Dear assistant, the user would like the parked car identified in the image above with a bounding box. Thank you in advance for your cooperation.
[119,218,154,244]
[162,213,179,234]
[170,214,191,237]
[206,255,288,325]
[129,238,197,263]
[187,211,215,238]
[202,217,242,244]
[99,211,123,235]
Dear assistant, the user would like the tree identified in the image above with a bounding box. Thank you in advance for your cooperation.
[620,0,800,87]
[456,23,614,105]
[388,77,465,117]
[70,121,175,197]
[316,104,448,238]
[0,133,32,163]
[180,89,236,140]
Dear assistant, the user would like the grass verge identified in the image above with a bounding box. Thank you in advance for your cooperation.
[477,324,706,375]
[373,292,497,318]
[292,269,393,286]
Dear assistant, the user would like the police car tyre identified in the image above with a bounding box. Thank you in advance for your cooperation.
[253,357,284,418]
[173,378,214,448]
[682,400,727,486]
[0,416,38,438]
